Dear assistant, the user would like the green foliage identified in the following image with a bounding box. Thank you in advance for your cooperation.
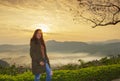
[57,55,120,70]
[53,64,120,81]
[82,55,120,68]
[0,65,29,75]
[0,64,120,81]
[0,55,120,81]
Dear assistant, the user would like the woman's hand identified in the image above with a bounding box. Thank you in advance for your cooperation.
[50,70,53,75]
[40,61,44,66]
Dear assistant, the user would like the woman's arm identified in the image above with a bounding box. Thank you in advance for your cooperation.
[44,47,51,68]
[46,56,51,68]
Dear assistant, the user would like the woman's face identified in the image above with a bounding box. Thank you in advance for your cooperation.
[36,30,42,39]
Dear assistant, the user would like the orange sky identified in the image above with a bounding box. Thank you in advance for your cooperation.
[0,0,120,44]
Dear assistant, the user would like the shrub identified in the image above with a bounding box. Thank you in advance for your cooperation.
[0,64,120,81]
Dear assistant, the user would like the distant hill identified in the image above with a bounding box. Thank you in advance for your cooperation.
[0,39,120,56]
[0,44,29,53]
[88,39,120,44]
[46,40,120,56]
[0,60,9,67]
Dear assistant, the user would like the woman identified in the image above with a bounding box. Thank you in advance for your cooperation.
[30,29,52,81]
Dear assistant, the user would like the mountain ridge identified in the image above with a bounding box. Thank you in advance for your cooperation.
[0,39,120,56]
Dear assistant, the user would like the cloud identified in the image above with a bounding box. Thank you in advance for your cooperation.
[0,24,32,33]
[0,0,78,11]
[13,28,33,33]
[0,0,51,9]
[0,23,63,36]
[0,0,46,11]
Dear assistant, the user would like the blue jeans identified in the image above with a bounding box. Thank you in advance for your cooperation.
[34,61,52,81]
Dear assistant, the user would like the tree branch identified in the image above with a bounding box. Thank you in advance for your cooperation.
[75,0,120,27]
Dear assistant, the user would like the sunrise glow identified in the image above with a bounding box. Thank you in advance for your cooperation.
[34,24,50,33]
[0,0,120,44]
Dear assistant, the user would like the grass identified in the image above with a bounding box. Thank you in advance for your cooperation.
[0,64,120,81]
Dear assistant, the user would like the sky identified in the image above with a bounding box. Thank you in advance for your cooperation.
[0,0,120,44]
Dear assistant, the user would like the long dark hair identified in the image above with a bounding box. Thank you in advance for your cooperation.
[30,29,46,48]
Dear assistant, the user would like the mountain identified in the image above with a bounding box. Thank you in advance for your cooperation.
[46,40,88,53]
[46,40,120,56]
[0,44,29,53]
[103,39,120,43]
[0,60,9,67]
[89,39,120,44]
[0,39,120,56]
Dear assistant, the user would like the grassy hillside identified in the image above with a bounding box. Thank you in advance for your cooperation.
[0,64,120,81]
[0,55,120,81]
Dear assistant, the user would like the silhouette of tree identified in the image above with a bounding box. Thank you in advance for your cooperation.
[72,0,120,28]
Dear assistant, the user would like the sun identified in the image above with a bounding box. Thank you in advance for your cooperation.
[35,24,49,33]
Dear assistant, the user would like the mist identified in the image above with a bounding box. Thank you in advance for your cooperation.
[0,52,105,68]
[0,39,120,68]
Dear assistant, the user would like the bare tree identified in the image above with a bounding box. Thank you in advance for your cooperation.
[72,0,120,28]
